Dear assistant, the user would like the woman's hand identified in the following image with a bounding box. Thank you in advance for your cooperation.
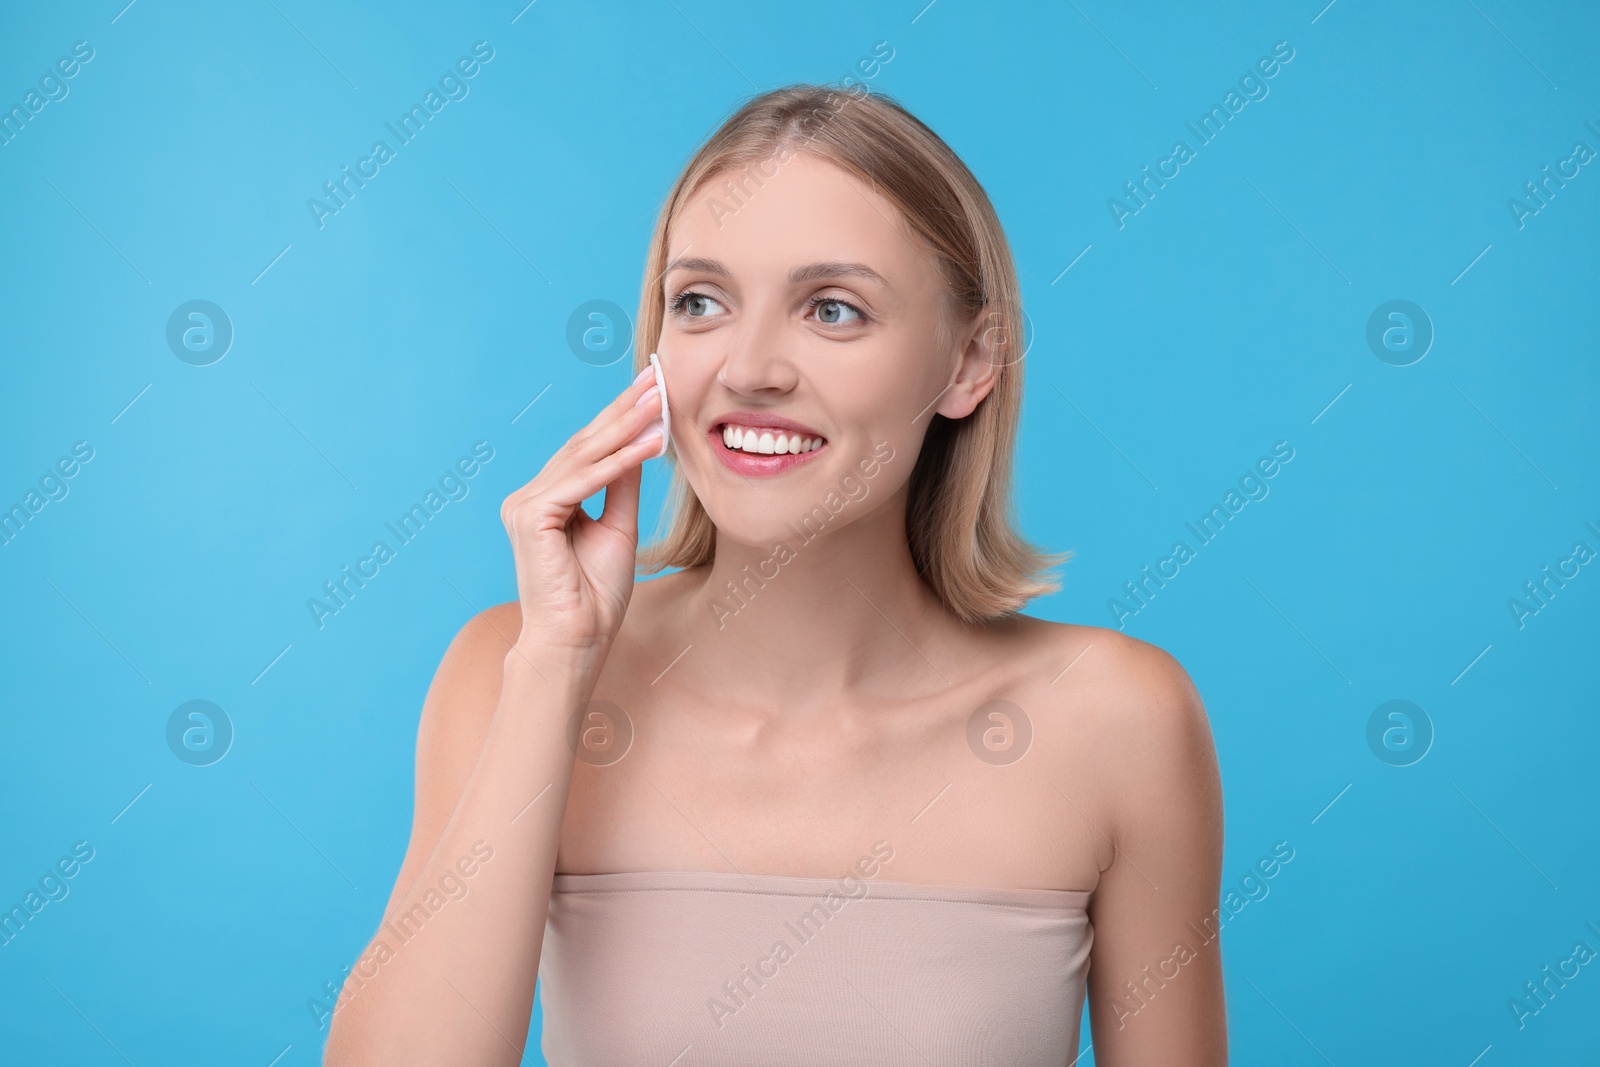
[499,365,664,659]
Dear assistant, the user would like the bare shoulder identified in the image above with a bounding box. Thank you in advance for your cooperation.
[376,601,525,908]
[446,599,523,661]
[418,602,525,775]
[416,599,523,776]
[413,599,530,761]
[1015,617,1209,746]
[1007,617,1219,828]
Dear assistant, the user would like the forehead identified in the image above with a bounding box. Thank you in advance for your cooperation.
[667,151,932,283]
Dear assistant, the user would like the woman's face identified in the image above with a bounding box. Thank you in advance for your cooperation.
[659,151,994,547]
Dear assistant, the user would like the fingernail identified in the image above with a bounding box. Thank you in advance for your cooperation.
[632,364,653,386]
[633,385,659,408]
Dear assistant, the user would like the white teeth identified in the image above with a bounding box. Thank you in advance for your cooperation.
[719,423,825,455]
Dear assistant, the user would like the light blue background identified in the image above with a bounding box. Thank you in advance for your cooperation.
[2,1,1596,1063]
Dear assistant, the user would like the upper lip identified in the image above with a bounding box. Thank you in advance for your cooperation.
[710,411,827,440]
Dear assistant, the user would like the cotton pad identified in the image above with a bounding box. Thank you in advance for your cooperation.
[629,351,670,459]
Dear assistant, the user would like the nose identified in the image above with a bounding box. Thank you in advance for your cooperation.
[715,299,798,395]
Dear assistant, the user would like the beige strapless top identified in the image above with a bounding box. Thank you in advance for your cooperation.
[537,869,1094,1066]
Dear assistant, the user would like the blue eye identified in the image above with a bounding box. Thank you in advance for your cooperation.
[669,291,726,317]
[810,296,865,325]
[668,290,867,326]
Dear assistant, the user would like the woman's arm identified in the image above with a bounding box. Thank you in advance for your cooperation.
[321,608,598,1066]
[1082,635,1228,1065]
[323,365,666,1065]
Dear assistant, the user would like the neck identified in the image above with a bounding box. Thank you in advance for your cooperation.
[671,488,957,707]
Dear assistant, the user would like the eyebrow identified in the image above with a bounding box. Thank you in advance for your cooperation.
[662,256,892,290]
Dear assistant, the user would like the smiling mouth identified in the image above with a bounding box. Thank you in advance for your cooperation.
[717,422,828,456]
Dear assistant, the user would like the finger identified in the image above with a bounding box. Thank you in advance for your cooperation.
[541,430,661,515]
[503,386,660,511]
[565,386,662,469]
[596,437,644,541]
[568,365,659,451]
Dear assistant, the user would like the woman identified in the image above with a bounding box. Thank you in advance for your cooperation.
[324,84,1226,1066]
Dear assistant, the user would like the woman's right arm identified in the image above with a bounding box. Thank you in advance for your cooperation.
[323,364,666,1066]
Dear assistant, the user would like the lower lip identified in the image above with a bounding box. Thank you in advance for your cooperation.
[709,428,828,476]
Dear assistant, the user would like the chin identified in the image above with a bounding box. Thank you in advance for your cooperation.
[701,500,818,550]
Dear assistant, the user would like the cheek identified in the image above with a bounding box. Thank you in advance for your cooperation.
[856,333,943,416]
[655,355,720,450]
[659,349,711,398]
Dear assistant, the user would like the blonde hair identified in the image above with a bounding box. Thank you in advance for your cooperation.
[634,83,1069,623]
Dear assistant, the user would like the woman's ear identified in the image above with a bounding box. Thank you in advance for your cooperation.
[935,305,1003,420]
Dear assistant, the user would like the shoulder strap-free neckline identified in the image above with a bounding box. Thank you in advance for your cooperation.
[550,868,1093,911]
